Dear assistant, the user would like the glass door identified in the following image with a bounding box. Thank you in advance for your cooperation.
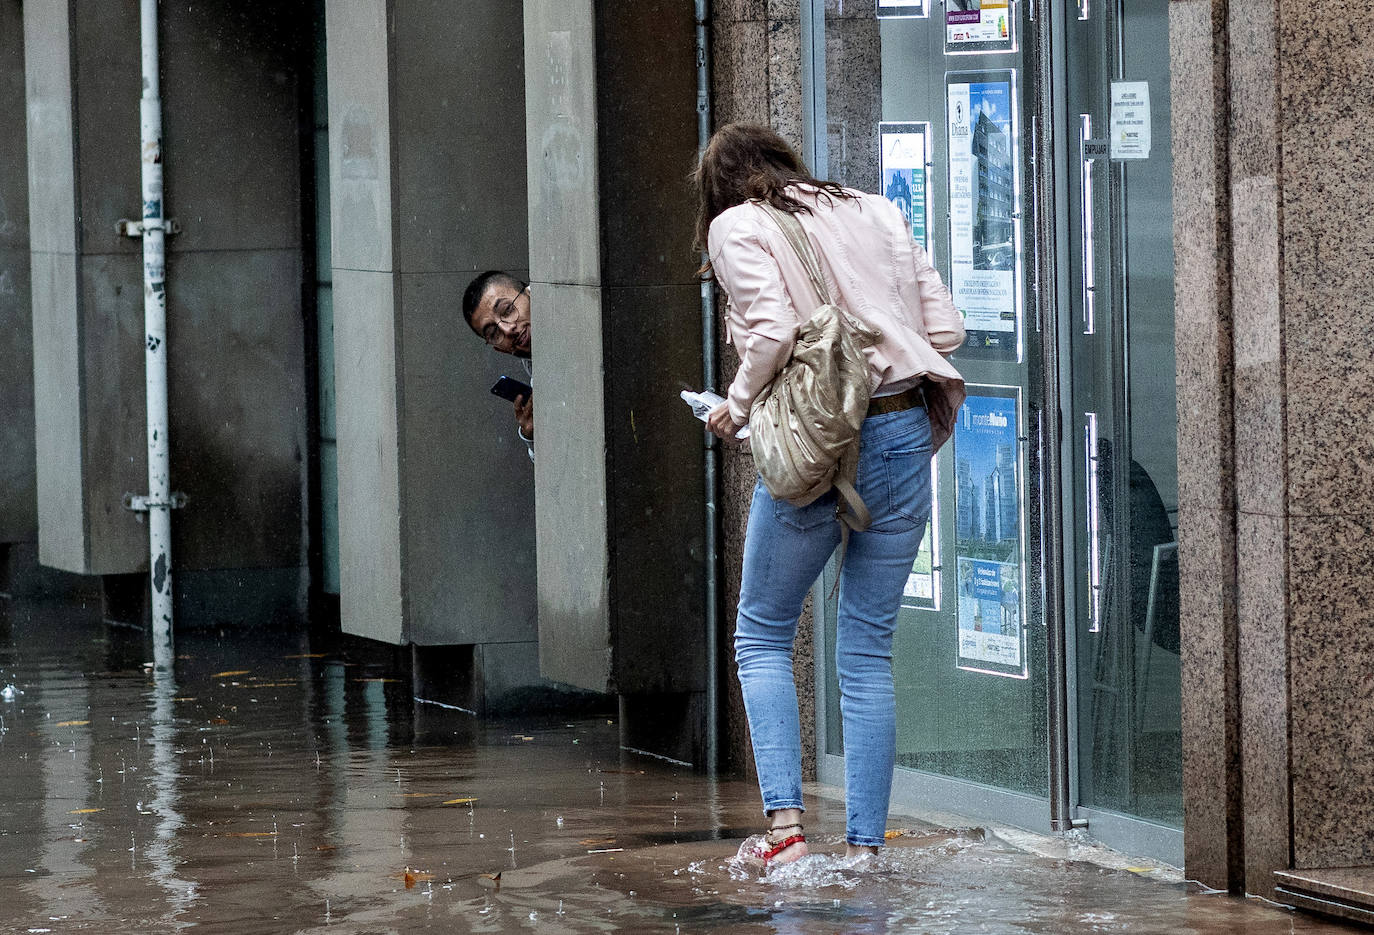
[807,0,1181,860]
[1061,0,1182,842]
[817,0,1051,825]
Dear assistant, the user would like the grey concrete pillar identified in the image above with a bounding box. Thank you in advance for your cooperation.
[324,1,538,658]
[1,0,35,554]
[523,1,707,755]
[22,0,311,622]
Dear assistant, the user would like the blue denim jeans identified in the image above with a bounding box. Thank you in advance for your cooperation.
[734,405,932,848]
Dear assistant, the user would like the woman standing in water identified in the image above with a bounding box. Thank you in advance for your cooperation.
[694,123,965,864]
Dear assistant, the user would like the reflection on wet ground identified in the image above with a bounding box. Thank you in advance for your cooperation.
[0,597,1356,934]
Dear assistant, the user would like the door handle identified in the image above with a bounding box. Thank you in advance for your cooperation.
[1079,114,1102,336]
[1084,412,1103,633]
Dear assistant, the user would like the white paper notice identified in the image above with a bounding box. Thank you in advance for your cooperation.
[1110,81,1151,160]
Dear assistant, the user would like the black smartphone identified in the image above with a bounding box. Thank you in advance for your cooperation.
[490,375,532,403]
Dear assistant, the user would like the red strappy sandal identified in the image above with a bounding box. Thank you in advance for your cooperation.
[737,822,807,866]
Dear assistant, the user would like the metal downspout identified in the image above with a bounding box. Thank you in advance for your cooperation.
[140,0,174,669]
[695,0,720,777]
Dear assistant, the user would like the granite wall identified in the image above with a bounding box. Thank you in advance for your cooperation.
[1174,0,1374,897]
[711,0,813,779]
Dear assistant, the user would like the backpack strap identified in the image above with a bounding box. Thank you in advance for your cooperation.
[756,202,833,306]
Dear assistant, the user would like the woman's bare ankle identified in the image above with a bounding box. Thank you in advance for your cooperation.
[845,843,879,859]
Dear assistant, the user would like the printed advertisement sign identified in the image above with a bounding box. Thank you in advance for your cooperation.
[903,458,940,610]
[947,72,1021,362]
[945,0,1015,54]
[877,0,928,16]
[1110,81,1152,160]
[880,122,932,259]
[953,388,1027,678]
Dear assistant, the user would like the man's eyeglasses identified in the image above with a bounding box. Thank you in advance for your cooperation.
[482,286,528,347]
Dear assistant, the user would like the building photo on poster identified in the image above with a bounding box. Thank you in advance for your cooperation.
[953,388,1027,679]
[945,0,1016,54]
[880,122,932,259]
[946,71,1021,361]
[903,460,940,611]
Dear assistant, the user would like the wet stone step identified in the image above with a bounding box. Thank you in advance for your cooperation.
[1275,867,1374,927]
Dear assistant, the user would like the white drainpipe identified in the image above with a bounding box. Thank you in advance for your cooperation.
[138,0,174,668]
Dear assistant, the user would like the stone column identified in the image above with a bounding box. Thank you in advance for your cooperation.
[1176,0,1374,898]
[523,0,709,763]
[1,0,36,579]
[325,1,544,692]
[22,0,311,622]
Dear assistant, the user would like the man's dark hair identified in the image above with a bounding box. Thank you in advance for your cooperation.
[462,270,526,327]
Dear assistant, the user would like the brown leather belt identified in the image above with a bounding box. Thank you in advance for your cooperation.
[866,384,925,418]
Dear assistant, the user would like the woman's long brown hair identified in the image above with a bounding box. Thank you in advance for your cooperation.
[691,122,856,276]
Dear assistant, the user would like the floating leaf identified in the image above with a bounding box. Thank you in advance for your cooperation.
[210,718,229,725]
[211,670,251,678]
[1126,866,1155,874]
[884,829,911,840]
[393,867,434,888]
[55,720,89,727]
[68,808,103,815]
[442,797,478,806]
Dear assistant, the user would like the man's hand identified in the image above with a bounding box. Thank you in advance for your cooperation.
[706,401,743,440]
[514,393,533,440]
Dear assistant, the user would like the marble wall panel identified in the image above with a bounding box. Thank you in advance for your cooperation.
[711,19,770,128]
[1277,0,1374,519]
[1171,0,1233,520]
[1235,511,1290,898]
[1287,512,1374,869]
[1178,501,1243,889]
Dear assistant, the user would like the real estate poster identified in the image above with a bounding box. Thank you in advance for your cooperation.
[945,0,1015,54]
[880,122,932,260]
[903,458,940,610]
[947,71,1020,361]
[953,389,1027,678]
[877,0,928,17]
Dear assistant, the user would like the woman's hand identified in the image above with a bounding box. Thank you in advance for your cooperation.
[706,401,744,440]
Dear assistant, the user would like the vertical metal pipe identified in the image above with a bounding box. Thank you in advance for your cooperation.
[695,0,719,777]
[140,0,174,669]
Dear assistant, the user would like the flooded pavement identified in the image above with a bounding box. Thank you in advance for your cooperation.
[0,598,1356,934]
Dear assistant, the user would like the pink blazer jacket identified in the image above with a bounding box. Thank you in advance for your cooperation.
[708,184,967,450]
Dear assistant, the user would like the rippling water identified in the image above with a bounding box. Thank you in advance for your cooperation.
[0,598,1351,933]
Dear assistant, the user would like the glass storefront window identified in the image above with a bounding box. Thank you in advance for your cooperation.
[813,0,1182,848]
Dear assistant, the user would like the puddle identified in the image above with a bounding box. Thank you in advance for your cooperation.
[0,597,1355,933]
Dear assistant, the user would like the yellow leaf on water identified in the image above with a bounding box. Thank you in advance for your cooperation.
[211,670,251,678]
[442,797,478,806]
[68,808,103,815]
[884,829,910,840]
[1126,866,1155,874]
[56,720,90,727]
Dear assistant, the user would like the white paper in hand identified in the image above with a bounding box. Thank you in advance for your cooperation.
[680,389,750,439]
